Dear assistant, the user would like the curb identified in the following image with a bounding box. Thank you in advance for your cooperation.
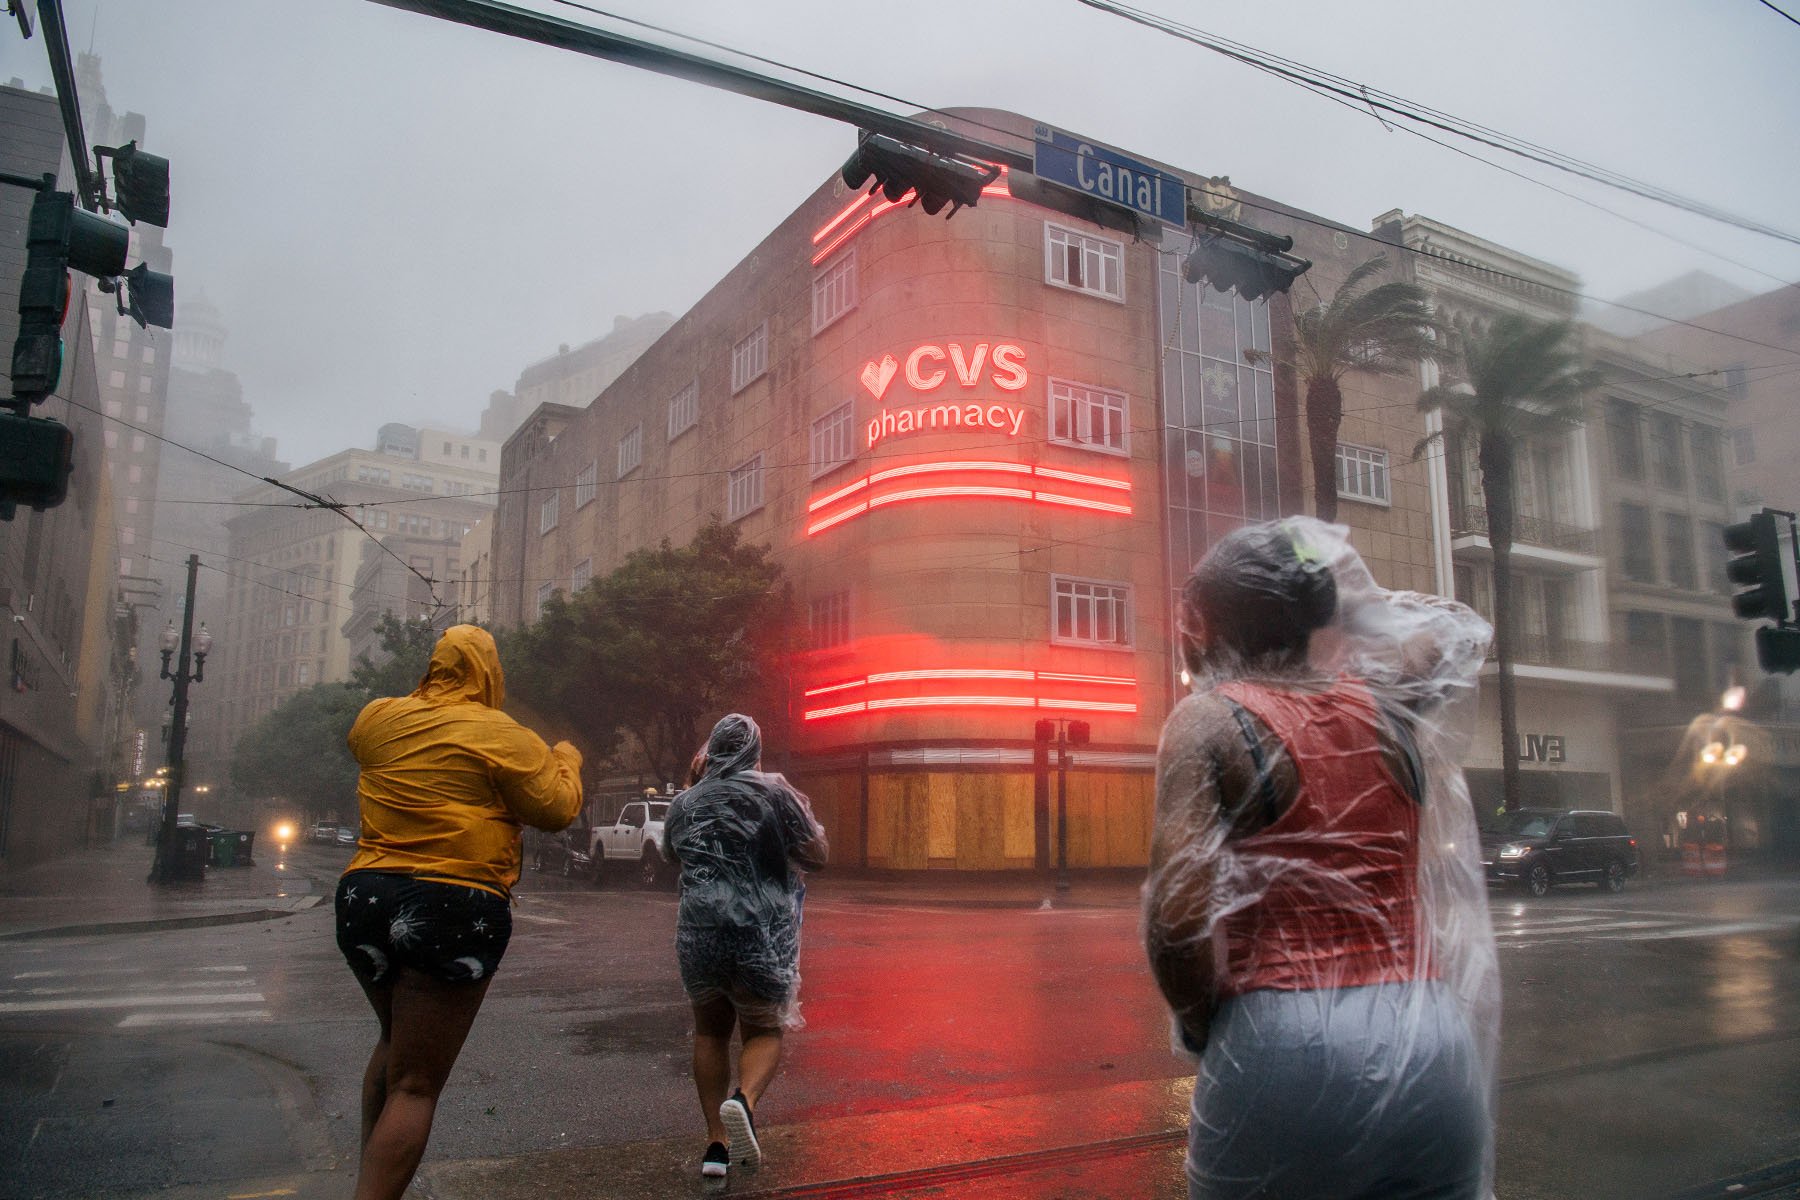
[0,894,323,941]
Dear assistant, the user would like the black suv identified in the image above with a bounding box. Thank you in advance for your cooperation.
[1480,808,1640,897]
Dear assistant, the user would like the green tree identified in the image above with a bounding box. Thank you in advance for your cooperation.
[229,682,366,821]
[510,517,792,782]
[1419,314,1601,812]
[1287,255,1439,522]
[350,611,441,698]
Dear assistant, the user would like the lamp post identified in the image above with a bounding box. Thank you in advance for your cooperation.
[148,554,213,885]
[1033,717,1091,891]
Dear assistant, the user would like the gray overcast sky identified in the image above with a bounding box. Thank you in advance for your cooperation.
[9,0,1800,470]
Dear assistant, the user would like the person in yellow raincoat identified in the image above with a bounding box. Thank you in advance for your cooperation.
[334,625,582,1200]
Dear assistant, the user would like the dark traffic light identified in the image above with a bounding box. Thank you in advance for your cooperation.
[1756,627,1800,674]
[97,140,170,227]
[0,411,74,514]
[12,188,130,402]
[841,132,999,218]
[1182,234,1308,302]
[1723,512,1789,625]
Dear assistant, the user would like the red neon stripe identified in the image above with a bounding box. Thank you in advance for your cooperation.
[808,476,870,512]
[869,460,1031,484]
[1033,491,1133,515]
[803,700,868,721]
[1038,699,1139,714]
[805,502,868,537]
[869,486,1034,508]
[1033,465,1132,491]
[812,191,873,245]
[803,678,866,698]
[868,668,1036,683]
[1035,672,1136,686]
[810,173,1013,264]
[866,695,1037,711]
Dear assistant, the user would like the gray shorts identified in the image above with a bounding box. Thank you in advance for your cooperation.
[675,920,802,1029]
[1188,981,1488,1200]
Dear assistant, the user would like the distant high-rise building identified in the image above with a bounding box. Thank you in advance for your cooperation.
[477,312,674,443]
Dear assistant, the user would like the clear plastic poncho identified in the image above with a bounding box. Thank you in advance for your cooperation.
[666,714,827,1029]
[1143,518,1498,1200]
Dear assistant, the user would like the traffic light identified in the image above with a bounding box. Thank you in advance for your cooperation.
[122,262,175,330]
[97,140,170,227]
[0,410,74,513]
[1183,234,1307,302]
[1756,626,1800,674]
[1034,719,1055,743]
[1067,720,1091,747]
[1723,512,1789,624]
[841,132,1000,218]
[10,187,129,403]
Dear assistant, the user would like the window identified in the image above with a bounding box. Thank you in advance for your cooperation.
[1048,379,1128,454]
[1052,576,1132,647]
[1691,426,1723,501]
[1649,413,1685,490]
[297,663,310,685]
[668,382,698,439]
[1702,521,1729,593]
[731,322,768,393]
[442,441,453,455]
[1724,365,1748,397]
[1619,504,1654,581]
[1662,512,1696,590]
[1335,443,1391,505]
[134,404,149,422]
[617,425,642,478]
[108,369,125,389]
[809,591,851,650]
[103,429,118,449]
[539,490,559,534]
[1045,223,1124,301]
[478,448,488,463]
[812,249,858,332]
[1731,426,1755,466]
[571,558,592,593]
[727,454,764,519]
[535,581,554,621]
[810,402,854,477]
[130,433,146,453]
[461,444,470,459]
[1606,399,1643,481]
[574,461,597,508]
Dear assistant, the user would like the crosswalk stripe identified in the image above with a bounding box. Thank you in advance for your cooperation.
[118,1010,272,1028]
[1496,919,1677,937]
[0,991,265,1014]
[1,978,264,997]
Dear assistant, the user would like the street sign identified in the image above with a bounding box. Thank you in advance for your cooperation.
[1032,126,1186,228]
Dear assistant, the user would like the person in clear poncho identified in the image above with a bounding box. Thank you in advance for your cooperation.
[665,713,828,1178]
[1143,518,1499,1200]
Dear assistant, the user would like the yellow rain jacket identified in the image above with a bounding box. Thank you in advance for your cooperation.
[345,625,583,898]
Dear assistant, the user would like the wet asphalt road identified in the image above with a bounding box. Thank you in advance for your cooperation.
[1,844,1797,1199]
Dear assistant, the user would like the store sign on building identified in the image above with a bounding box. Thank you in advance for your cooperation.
[1518,733,1567,764]
[863,342,1030,450]
[1032,126,1185,228]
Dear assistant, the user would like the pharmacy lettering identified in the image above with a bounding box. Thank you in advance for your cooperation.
[863,341,1030,450]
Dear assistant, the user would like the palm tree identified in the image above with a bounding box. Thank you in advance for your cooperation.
[1418,314,1602,813]
[1288,256,1439,522]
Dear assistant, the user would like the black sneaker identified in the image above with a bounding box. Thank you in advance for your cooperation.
[701,1141,729,1178]
[720,1089,761,1167]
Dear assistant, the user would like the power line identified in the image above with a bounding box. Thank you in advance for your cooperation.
[1757,0,1800,27]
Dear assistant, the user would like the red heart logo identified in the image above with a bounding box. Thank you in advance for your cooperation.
[860,354,898,400]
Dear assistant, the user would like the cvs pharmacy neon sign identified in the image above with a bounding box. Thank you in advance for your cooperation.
[862,341,1029,450]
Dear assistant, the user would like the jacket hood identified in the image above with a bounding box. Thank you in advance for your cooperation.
[412,624,505,709]
[701,713,762,779]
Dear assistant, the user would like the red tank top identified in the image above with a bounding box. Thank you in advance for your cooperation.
[1210,678,1430,996]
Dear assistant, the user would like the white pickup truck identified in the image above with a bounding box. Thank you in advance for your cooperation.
[587,798,673,888]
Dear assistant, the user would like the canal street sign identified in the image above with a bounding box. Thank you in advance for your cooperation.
[1032,126,1186,228]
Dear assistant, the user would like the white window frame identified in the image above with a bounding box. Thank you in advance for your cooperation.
[810,402,855,478]
[571,557,592,593]
[809,590,852,650]
[617,425,642,479]
[1335,443,1392,506]
[727,453,765,520]
[731,323,768,394]
[1051,575,1134,649]
[539,490,559,534]
[1044,222,1125,302]
[812,248,858,333]
[1048,378,1129,456]
[534,581,554,621]
[668,382,698,440]
[574,461,597,508]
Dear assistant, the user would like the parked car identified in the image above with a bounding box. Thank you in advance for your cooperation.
[310,821,337,844]
[335,826,358,847]
[587,799,672,888]
[531,828,594,880]
[1480,808,1640,897]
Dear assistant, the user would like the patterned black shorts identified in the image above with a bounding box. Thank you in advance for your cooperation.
[335,870,512,986]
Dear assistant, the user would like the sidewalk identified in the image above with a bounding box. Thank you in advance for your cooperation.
[0,837,325,940]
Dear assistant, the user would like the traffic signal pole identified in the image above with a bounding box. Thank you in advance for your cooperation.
[148,555,202,886]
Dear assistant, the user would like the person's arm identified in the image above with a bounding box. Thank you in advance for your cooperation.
[1143,694,1232,1054]
[490,725,585,831]
[775,785,829,870]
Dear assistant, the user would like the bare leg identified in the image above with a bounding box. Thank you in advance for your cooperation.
[692,997,736,1144]
[737,1021,784,1111]
[353,968,491,1200]
[354,976,395,1151]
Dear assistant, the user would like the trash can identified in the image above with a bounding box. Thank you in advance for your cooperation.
[171,825,209,880]
[209,830,237,868]
[228,830,255,867]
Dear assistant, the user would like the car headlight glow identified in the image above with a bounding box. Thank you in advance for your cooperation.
[1498,843,1528,859]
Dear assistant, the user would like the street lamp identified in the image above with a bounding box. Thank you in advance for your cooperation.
[148,555,212,886]
[1034,717,1091,892]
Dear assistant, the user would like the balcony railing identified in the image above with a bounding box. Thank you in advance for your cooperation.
[1487,633,1671,677]
[1451,503,1599,556]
